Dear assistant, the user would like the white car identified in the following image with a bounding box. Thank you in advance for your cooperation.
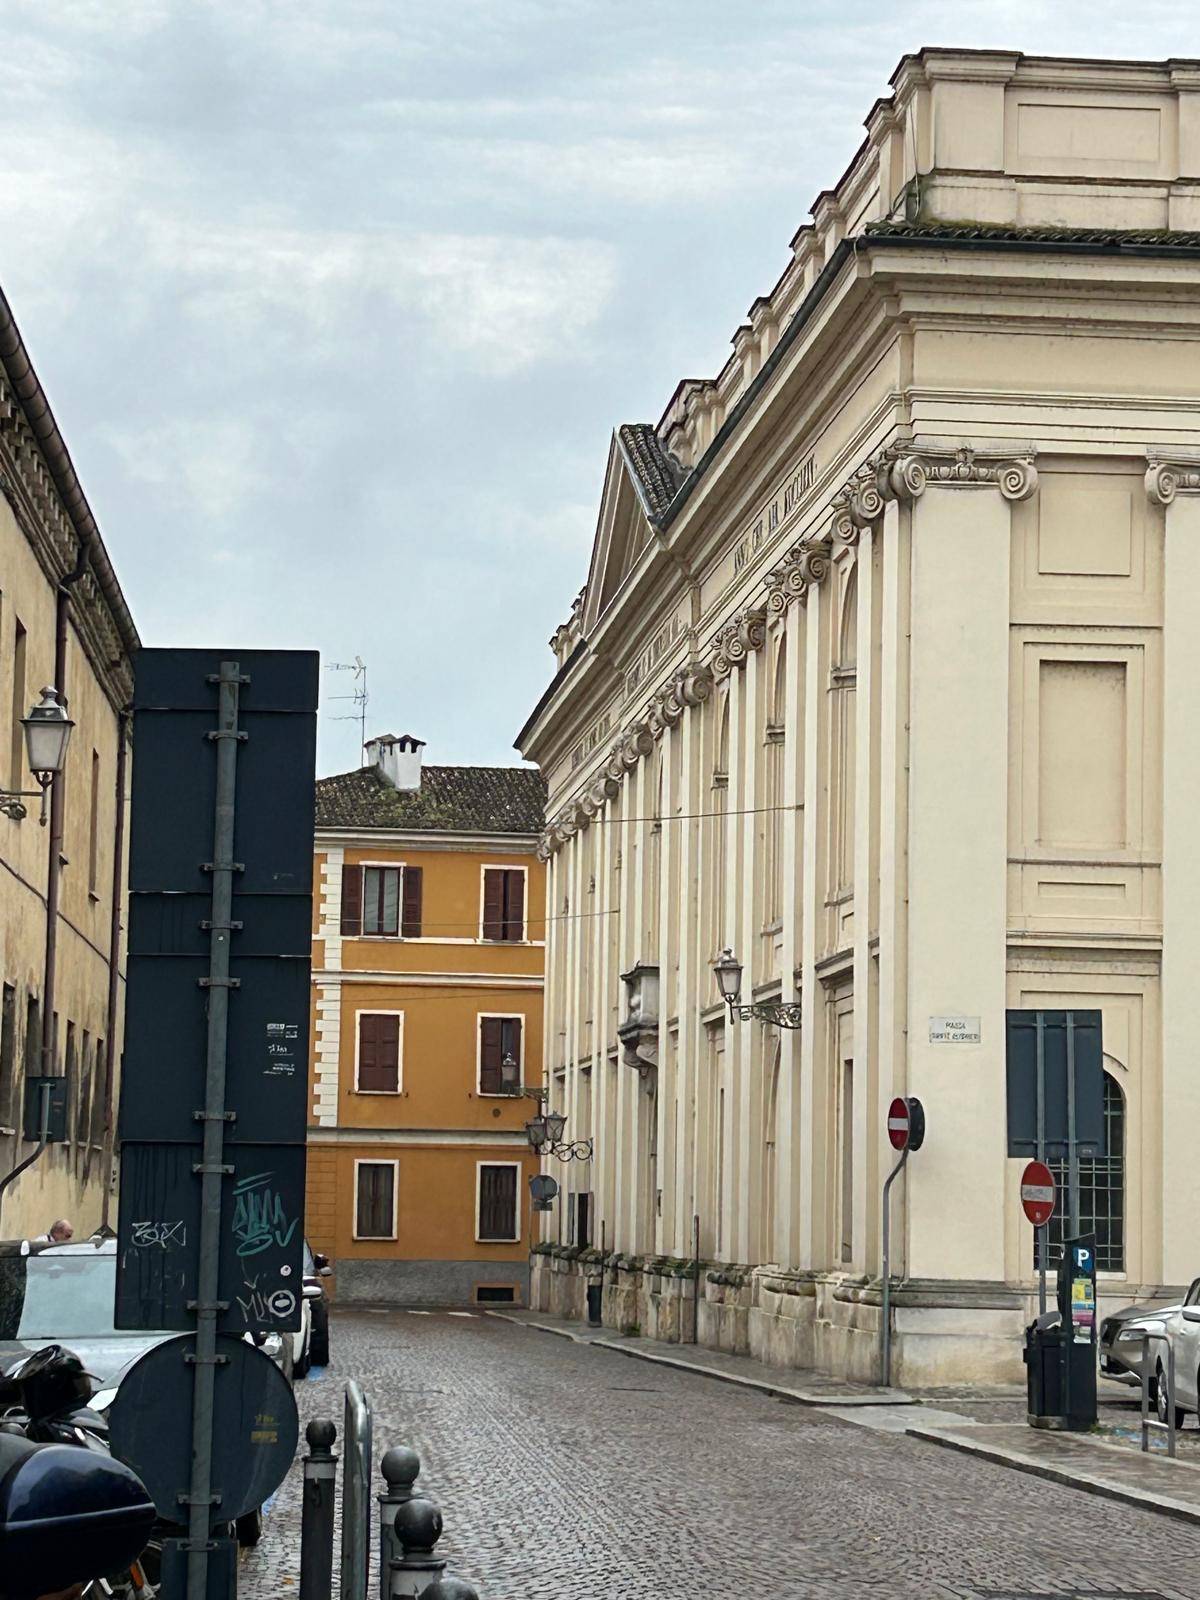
[1110,1276,1200,1428]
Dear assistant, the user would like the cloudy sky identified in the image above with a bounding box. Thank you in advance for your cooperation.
[1,1,1195,774]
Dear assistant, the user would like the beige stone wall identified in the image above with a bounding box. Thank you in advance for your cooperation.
[0,475,131,1241]
[521,51,1200,1384]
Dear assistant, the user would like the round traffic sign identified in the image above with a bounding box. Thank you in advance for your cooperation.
[887,1097,910,1151]
[1020,1159,1056,1227]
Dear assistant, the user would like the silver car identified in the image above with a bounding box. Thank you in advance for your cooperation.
[1103,1276,1200,1426]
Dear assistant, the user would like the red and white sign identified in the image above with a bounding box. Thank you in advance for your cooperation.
[1020,1159,1056,1227]
[887,1097,911,1151]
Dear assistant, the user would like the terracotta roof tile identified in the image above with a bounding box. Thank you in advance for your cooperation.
[316,763,546,835]
[618,423,686,522]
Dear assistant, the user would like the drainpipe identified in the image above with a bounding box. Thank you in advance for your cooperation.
[99,708,129,1227]
[40,546,89,1093]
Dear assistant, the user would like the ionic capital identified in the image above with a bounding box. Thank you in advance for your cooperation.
[1145,455,1200,506]
[876,442,1038,503]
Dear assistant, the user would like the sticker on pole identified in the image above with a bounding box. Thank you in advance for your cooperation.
[887,1096,924,1152]
[1020,1159,1056,1227]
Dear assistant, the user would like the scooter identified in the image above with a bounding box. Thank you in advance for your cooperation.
[0,1346,159,1597]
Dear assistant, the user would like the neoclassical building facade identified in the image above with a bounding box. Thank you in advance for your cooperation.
[517,48,1200,1383]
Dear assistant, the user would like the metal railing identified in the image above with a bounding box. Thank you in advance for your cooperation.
[342,1380,374,1598]
[1138,1328,1177,1458]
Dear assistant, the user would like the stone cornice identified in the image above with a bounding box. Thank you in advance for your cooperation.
[538,435,1042,857]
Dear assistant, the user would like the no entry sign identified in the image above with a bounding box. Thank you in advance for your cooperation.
[1020,1159,1056,1227]
[887,1096,925,1152]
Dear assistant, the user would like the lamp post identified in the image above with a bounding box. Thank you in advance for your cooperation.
[713,947,802,1030]
[501,1054,592,1162]
[0,687,74,823]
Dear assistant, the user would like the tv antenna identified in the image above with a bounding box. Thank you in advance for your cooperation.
[325,657,368,763]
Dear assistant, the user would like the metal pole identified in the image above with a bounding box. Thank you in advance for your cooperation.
[185,660,244,1600]
[100,710,130,1229]
[299,1419,338,1600]
[1066,1011,1080,1237]
[692,1213,700,1345]
[880,1145,911,1387]
[342,1379,373,1600]
[1036,1012,1047,1316]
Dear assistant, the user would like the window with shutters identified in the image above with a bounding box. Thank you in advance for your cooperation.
[476,1162,520,1242]
[480,866,526,942]
[340,863,422,939]
[355,1011,403,1093]
[478,1015,523,1096]
[354,1160,397,1239]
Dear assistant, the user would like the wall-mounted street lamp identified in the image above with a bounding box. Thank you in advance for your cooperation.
[0,688,74,824]
[713,948,803,1030]
[501,1053,593,1163]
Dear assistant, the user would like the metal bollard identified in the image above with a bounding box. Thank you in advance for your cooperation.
[299,1419,338,1600]
[422,1581,481,1600]
[388,1495,446,1597]
[378,1446,421,1597]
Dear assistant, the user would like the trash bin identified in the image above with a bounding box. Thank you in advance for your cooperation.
[1024,1311,1065,1427]
[586,1280,603,1327]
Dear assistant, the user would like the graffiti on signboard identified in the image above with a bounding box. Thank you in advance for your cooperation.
[231,1171,299,1258]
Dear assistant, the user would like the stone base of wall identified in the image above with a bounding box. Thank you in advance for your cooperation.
[335,1258,529,1308]
[530,1248,1144,1387]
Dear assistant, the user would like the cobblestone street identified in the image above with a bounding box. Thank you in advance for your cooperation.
[240,1307,1200,1599]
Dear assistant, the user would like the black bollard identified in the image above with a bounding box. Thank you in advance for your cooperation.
[299,1418,338,1600]
[388,1495,446,1597]
[377,1445,421,1598]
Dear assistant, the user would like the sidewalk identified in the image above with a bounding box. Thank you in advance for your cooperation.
[908,1419,1200,1527]
[484,1307,915,1406]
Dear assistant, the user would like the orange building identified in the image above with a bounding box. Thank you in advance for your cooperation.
[305,734,546,1306]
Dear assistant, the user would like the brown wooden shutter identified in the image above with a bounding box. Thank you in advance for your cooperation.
[478,1164,517,1240]
[358,1013,400,1092]
[479,1016,503,1094]
[401,866,423,939]
[504,870,525,942]
[500,1016,522,1076]
[357,1163,394,1238]
[341,864,363,936]
[482,869,504,940]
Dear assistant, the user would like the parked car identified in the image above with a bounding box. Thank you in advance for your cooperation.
[0,1233,278,1552]
[1100,1277,1200,1426]
[303,1239,332,1369]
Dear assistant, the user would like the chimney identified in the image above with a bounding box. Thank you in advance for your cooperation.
[364,733,425,792]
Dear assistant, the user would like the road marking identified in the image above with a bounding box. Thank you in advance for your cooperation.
[406,1309,432,1315]
[447,1311,477,1318]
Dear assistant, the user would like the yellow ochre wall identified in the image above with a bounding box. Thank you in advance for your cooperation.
[307,836,545,1305]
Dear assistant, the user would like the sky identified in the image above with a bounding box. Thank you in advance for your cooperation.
[1,1,1197,776]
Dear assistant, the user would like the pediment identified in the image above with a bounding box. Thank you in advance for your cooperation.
[580,427,685,633]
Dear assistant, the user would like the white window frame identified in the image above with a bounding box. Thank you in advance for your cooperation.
[475,1012,525,1097]
[478,863,529,943]
[359,859,407,940]
[353,1158,399,1240]
[354,1008,405,1095]
[475,1159,521,1243]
